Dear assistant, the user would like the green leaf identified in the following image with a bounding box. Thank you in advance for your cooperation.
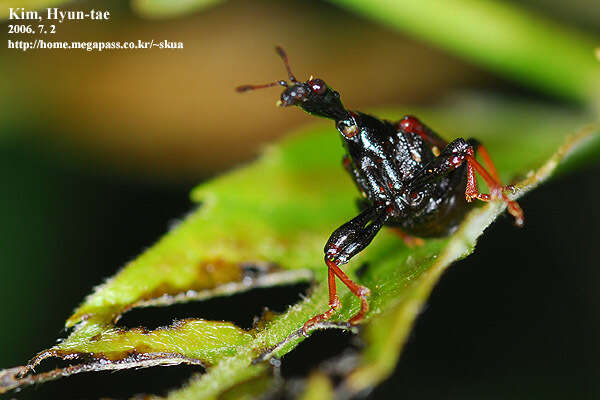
[1,98,598,398]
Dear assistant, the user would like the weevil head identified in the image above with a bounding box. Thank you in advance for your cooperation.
[236,46,350,121]
[278,78,349,120]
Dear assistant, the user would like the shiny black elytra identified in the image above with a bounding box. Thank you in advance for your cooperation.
[237,47,524,334]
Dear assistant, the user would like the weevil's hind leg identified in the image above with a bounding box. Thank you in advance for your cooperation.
[302,207,387,334]
[466,139,524,226]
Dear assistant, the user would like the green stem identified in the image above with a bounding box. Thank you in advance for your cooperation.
[330,0,600,103]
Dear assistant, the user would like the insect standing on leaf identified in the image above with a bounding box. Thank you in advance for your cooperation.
[237,46,524,335]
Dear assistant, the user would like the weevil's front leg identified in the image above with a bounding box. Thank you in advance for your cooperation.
[302,207,388,334]
[464,139,523,225]
[409,138,524,226]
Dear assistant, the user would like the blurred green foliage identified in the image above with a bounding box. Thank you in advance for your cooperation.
[131,0,224,18]
[332,0,600,103]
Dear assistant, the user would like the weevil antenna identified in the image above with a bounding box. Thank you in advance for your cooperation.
[235,46,298,93]
[275,46,298,83]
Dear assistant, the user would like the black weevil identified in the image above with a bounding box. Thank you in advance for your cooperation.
[237,47,523,334]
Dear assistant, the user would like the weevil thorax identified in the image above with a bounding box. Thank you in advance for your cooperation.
[279,78,350,121]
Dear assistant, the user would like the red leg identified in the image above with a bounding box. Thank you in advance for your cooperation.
[475,144,501,183]
[398,119,519,222]
[409,138,524,227]
[324,256,371,325]
[302,256,370,334]
[465,147,524,226]
[302,207,386,334]
[302,267,341,333]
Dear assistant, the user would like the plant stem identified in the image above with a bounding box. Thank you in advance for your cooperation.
[330,0,600,103]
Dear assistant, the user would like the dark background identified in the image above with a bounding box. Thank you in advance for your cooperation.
[1,0,599,398]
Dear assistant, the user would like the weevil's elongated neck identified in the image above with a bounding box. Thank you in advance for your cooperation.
[297,89,350,121]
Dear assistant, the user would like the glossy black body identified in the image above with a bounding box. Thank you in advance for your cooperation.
[267,75,484,268]
[251,74,482,265]
[339,110,472,238]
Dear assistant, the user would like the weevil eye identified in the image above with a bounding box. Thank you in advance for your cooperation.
[309,78,327,95]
